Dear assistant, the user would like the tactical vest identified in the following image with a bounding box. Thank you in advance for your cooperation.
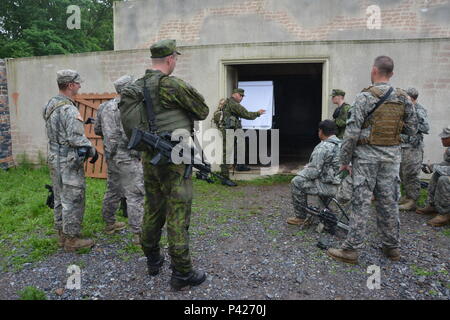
[222,98,240,129]
[359,86,405,146]
[44,96,74,148]
[145,71,193,134]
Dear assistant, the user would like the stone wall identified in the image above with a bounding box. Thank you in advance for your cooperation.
[0,59,13,169]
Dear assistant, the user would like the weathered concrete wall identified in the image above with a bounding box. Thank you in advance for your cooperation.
[0,59,13,169]
[6,38,450,167]
[114,0,450,50]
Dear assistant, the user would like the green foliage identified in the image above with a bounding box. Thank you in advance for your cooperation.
[18,286,48,300]
[0,0,122,59]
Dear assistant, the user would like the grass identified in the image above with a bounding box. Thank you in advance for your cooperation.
[18,286,48,300]
[411,265,434,277]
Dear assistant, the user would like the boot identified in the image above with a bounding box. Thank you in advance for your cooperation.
[416,205,438,215]
[105,221,126,234]
[64,235,95,252]
[382,247,400,261]
[399,198,416,211]
[57,230,65,248]
[236,164,251,171]
[286,216,308,226]
[326,248,358,264]
[427,214,450,227]
[146,253,165,276]
[398,195,408,205]
[170,269,206,291]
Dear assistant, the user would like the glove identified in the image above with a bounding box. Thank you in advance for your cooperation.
[89,147,99,164]
[421,163,433,174]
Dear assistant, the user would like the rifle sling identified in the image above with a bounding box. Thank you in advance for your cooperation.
[143,78,158,133]
[366,86,394,119]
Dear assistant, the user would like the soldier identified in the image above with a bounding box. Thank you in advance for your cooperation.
[220,88,266,179]
[287,120,341,225]
[327,56,417,264]
[134,39,209,290]
[399,87,430,211]
[43,70,97,252]
[416,125,450,226]
[331,89,351,139]
[94,75,145,245]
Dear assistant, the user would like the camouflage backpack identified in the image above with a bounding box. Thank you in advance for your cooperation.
[212,98,227,130]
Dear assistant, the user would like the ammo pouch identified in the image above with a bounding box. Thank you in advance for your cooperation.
[224,115,239,129]
[358,87,405,146]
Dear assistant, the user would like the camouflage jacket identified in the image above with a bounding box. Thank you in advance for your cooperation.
[333,102,351,139]
[94,97,139,161]
[340,83,417,165]
[43,94,93,155]
[432,147,450,177]
[222,97,260,129]
[400,102,429,149]
[297,135,342,185]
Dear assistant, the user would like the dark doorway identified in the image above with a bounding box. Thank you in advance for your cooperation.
[230,63,323,172]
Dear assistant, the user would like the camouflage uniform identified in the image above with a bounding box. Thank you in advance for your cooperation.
[400,102,429,201]
[427,147,450,215]
[291,135,341,218]
[43,94,95,236]
[139,70,209,274]
[220,96,261,178]
[333,102,351,139]
[339,83,417,250]
[94,96,144,234]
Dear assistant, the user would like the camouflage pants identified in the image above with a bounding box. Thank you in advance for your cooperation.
[102,156,144,233]
[48,151,86,237]
[400,146,423,201]
[141,150,193,274]
[342,159,401,250]
[291,176,337,219]
[428,173,450,215]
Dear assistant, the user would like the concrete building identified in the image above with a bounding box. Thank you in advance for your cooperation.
[2,0,450,173]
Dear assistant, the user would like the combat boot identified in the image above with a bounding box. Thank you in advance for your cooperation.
[170,269,206,291]
[105,221,126,234]
[236,164,251,171]
[286,216,309,226]
[57,230,65,248]
[382,247,400,261]
[427,214,450,227]
[399,198,416,211]
[146,253,165,276]
[326,248,359,264]
[64,235,95,252]
[398,195,408,205]
[416,205,438,215]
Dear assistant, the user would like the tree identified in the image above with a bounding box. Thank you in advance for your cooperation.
[0,0,122,58]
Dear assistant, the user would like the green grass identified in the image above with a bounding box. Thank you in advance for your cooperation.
[18,286,47,300]
[411,265,434,277]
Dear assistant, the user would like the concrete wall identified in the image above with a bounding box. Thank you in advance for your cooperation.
[114,0,450,50]
[6,38,450,167]
[0,59,13,169]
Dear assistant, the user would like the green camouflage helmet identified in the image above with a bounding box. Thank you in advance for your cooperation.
[150,39,181,58]
[232,88,245,96]
[330,89,345,97]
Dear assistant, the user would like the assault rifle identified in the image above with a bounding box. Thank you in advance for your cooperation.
[127,128,237,187]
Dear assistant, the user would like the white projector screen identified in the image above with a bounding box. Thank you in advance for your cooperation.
[238,81,274,130]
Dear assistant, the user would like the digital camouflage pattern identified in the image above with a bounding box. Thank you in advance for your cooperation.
[339,83,417,250]
[427,147,450,215]
[333,102,351,139]
[43,94,94,236]
[94,98,144,234]
[220,97,261,178]
[139,70,209,274]
[400,102,429,201]
[291,135,341,219]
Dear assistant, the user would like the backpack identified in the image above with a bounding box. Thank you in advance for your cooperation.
[212,98,227,130]
[118,72,165,151]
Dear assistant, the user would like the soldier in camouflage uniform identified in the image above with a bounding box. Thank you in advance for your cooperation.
[134,40,209,290]
[399,87,430,211]
[43,70,97,252]
[327,56,417,264]
[416,125,450,227]
[331,89,352,139]
[287,120,341,225]
[94,75,145,245]
[220,88,265,179]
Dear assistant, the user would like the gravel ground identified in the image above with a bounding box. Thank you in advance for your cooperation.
[0,183,449,300]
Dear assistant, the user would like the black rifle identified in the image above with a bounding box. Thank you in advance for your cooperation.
[45,184,54,209]
[127,128,237,187]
